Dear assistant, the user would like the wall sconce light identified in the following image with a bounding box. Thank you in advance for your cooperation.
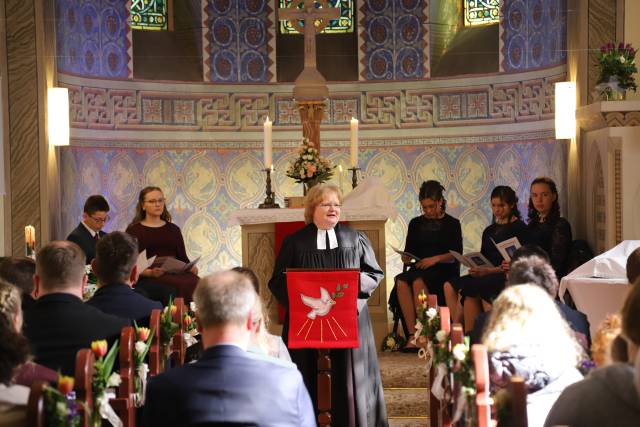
[555,82,576,139]
[47,87,69,146]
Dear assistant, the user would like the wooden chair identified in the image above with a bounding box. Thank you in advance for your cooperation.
[148,308,162,375]
[472,344,492,427]
[508,376,528,427]
[170,297,186,368]
[75,348,95,426]
[110,326,136,427]
[26,380,48,427]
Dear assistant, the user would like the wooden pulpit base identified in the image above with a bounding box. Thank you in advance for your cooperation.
[317,349,332,426]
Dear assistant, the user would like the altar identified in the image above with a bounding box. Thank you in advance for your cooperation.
[229,180,396,347]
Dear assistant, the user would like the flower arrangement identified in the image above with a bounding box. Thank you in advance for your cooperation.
[83,265,98,301]
[596,42,637,99]
[132,323,154,406]
[285,138,334,191]
[90,339,121,426]
[160,298,179,346]
[380,332,406,352]
[43,374,83,427]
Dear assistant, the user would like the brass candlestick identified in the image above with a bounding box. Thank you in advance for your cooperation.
[348,167,360,189]
[259,168,280,209]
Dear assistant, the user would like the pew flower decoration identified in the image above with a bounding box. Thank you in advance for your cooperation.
[132,323,154,407]
[83,265,98,300]
[286,138,334,192]
[90,339,121,427]
[160,297,179,363]
[596,42,637,100]
[43,374,83,427]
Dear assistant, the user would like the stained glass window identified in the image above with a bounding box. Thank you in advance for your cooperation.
[279,0,354,35]
[131,0,169,31]
[464,0,500,27]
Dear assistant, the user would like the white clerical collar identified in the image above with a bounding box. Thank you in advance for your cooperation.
[81,221,98,238]
[317,228,338,250]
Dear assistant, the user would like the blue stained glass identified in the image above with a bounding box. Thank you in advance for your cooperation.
[279,0,354,34]
[131,0,168,31]
[464,0,500,27]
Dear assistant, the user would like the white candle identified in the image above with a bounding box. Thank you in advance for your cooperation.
[25,225,35,249]
[350,117,358,167]
[263,116,272,169]
[338,164,344,193]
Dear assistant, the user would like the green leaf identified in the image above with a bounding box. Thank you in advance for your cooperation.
[335,284,341,291]
[337,292,344,298]
[343,283,348,289]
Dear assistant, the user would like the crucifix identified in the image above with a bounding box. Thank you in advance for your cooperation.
[278,0,339,152]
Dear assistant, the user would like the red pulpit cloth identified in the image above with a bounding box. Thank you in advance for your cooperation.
[286,269,360,349]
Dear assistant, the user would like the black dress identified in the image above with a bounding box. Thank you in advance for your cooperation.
[394,213,463,305]
[452,219,530,302]
[268,222,387,427]
[527,216,573,279]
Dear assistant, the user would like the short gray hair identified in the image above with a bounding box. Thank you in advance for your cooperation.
[508,255,558,297]
[194,270,257,328]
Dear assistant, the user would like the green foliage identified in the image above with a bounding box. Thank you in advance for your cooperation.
[598,42,638,92]
[286,138,335,185]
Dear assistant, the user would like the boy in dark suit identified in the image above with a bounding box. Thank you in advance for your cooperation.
[87,231,162,325]
[66,195,110,264]
[144,270,315,427]
[23,241,129,376]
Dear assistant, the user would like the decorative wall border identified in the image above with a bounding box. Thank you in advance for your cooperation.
[61,66,565,132]
[125,0,133,78]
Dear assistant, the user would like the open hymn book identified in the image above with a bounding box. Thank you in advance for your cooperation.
[136,250,200,274]
[448,250,494,268]
[390,245,420,262]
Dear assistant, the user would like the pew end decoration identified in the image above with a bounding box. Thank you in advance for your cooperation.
[89,339,122,426]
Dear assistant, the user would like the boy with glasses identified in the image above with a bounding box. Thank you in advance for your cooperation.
[66,195,110,264]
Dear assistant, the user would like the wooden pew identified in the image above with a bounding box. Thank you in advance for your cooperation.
[170,297,186,368]
[148,308,162,375]
[110,326,136,427]
[75,348,95,427]
[472,344,492,427]
[429,304,451,427]
[509,376,528,427]
[441,324,464,427]
[26,380,48,427]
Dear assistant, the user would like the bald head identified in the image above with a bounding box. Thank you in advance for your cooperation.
[36,241,86,292]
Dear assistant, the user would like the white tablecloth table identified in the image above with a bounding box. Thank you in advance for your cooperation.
[560,277,631,337]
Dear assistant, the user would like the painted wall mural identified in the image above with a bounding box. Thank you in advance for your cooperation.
[501,0,567,72]
[55,0,131,78]
[60,138,567,287]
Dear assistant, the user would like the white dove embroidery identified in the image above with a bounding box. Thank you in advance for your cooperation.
[300,287,336,319]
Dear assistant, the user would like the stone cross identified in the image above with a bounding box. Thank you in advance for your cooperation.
[278,0,340,69]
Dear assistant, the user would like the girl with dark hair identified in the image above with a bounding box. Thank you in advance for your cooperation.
[126,186,199,303]
[392,180,463,350]
[443,185,530,331]
[527,177,572,279]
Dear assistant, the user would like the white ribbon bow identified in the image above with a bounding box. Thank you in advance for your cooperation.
[97,393,122,427]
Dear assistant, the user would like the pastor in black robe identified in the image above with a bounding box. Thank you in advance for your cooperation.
[268,222,388,427]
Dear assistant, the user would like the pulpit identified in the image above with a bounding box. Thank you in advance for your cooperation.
[229,206,391,346]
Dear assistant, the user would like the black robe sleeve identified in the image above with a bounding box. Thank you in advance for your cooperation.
[357,231,384,299]
[550,218,573,278]
[268,235,295,308]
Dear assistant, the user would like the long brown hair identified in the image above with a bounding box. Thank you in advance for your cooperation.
[129,186,172,227]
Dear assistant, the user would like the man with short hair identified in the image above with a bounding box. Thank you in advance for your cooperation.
[22,241,129,375]
[0,256,36,311]
[66,195,110,264]
[87,231,162,324]
[144,270,315,427]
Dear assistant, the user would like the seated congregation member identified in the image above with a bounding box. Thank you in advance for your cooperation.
[144,271,315,427]
[87,231,162,325]
[22,241,129,376]
[470,253,591,349]
[0,280,56,387]
[393,180,462,349]
[126,186,198,303]
[483,284,584,427]
[232,266,291,362]
[626,246,640,284]
[591,314,627,367]
[0,256,36,311]
[544,280,640,427]
[66,194,110,264]
[444,185,529,331]
[527,177,572,279]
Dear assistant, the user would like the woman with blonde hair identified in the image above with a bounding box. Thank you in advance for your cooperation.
[483,284,584,427]
[269,183,387,427]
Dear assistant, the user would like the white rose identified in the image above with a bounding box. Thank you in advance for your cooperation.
[435,330,447,342]
[426,308,437,319]
[620,55,626,63]
[452,343,467,361]
[190,301,197,312]
[135,340,146,355]
[107,372,122,387]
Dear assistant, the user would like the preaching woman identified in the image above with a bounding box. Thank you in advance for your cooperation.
[268,183,388,427]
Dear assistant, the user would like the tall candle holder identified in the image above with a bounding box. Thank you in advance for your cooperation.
[258,168,280,209]
[348,167,360,189]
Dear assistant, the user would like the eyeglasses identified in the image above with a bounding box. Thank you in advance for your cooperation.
[319,203,341,209]
[90,215,110,224]
[144,198,165,205]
